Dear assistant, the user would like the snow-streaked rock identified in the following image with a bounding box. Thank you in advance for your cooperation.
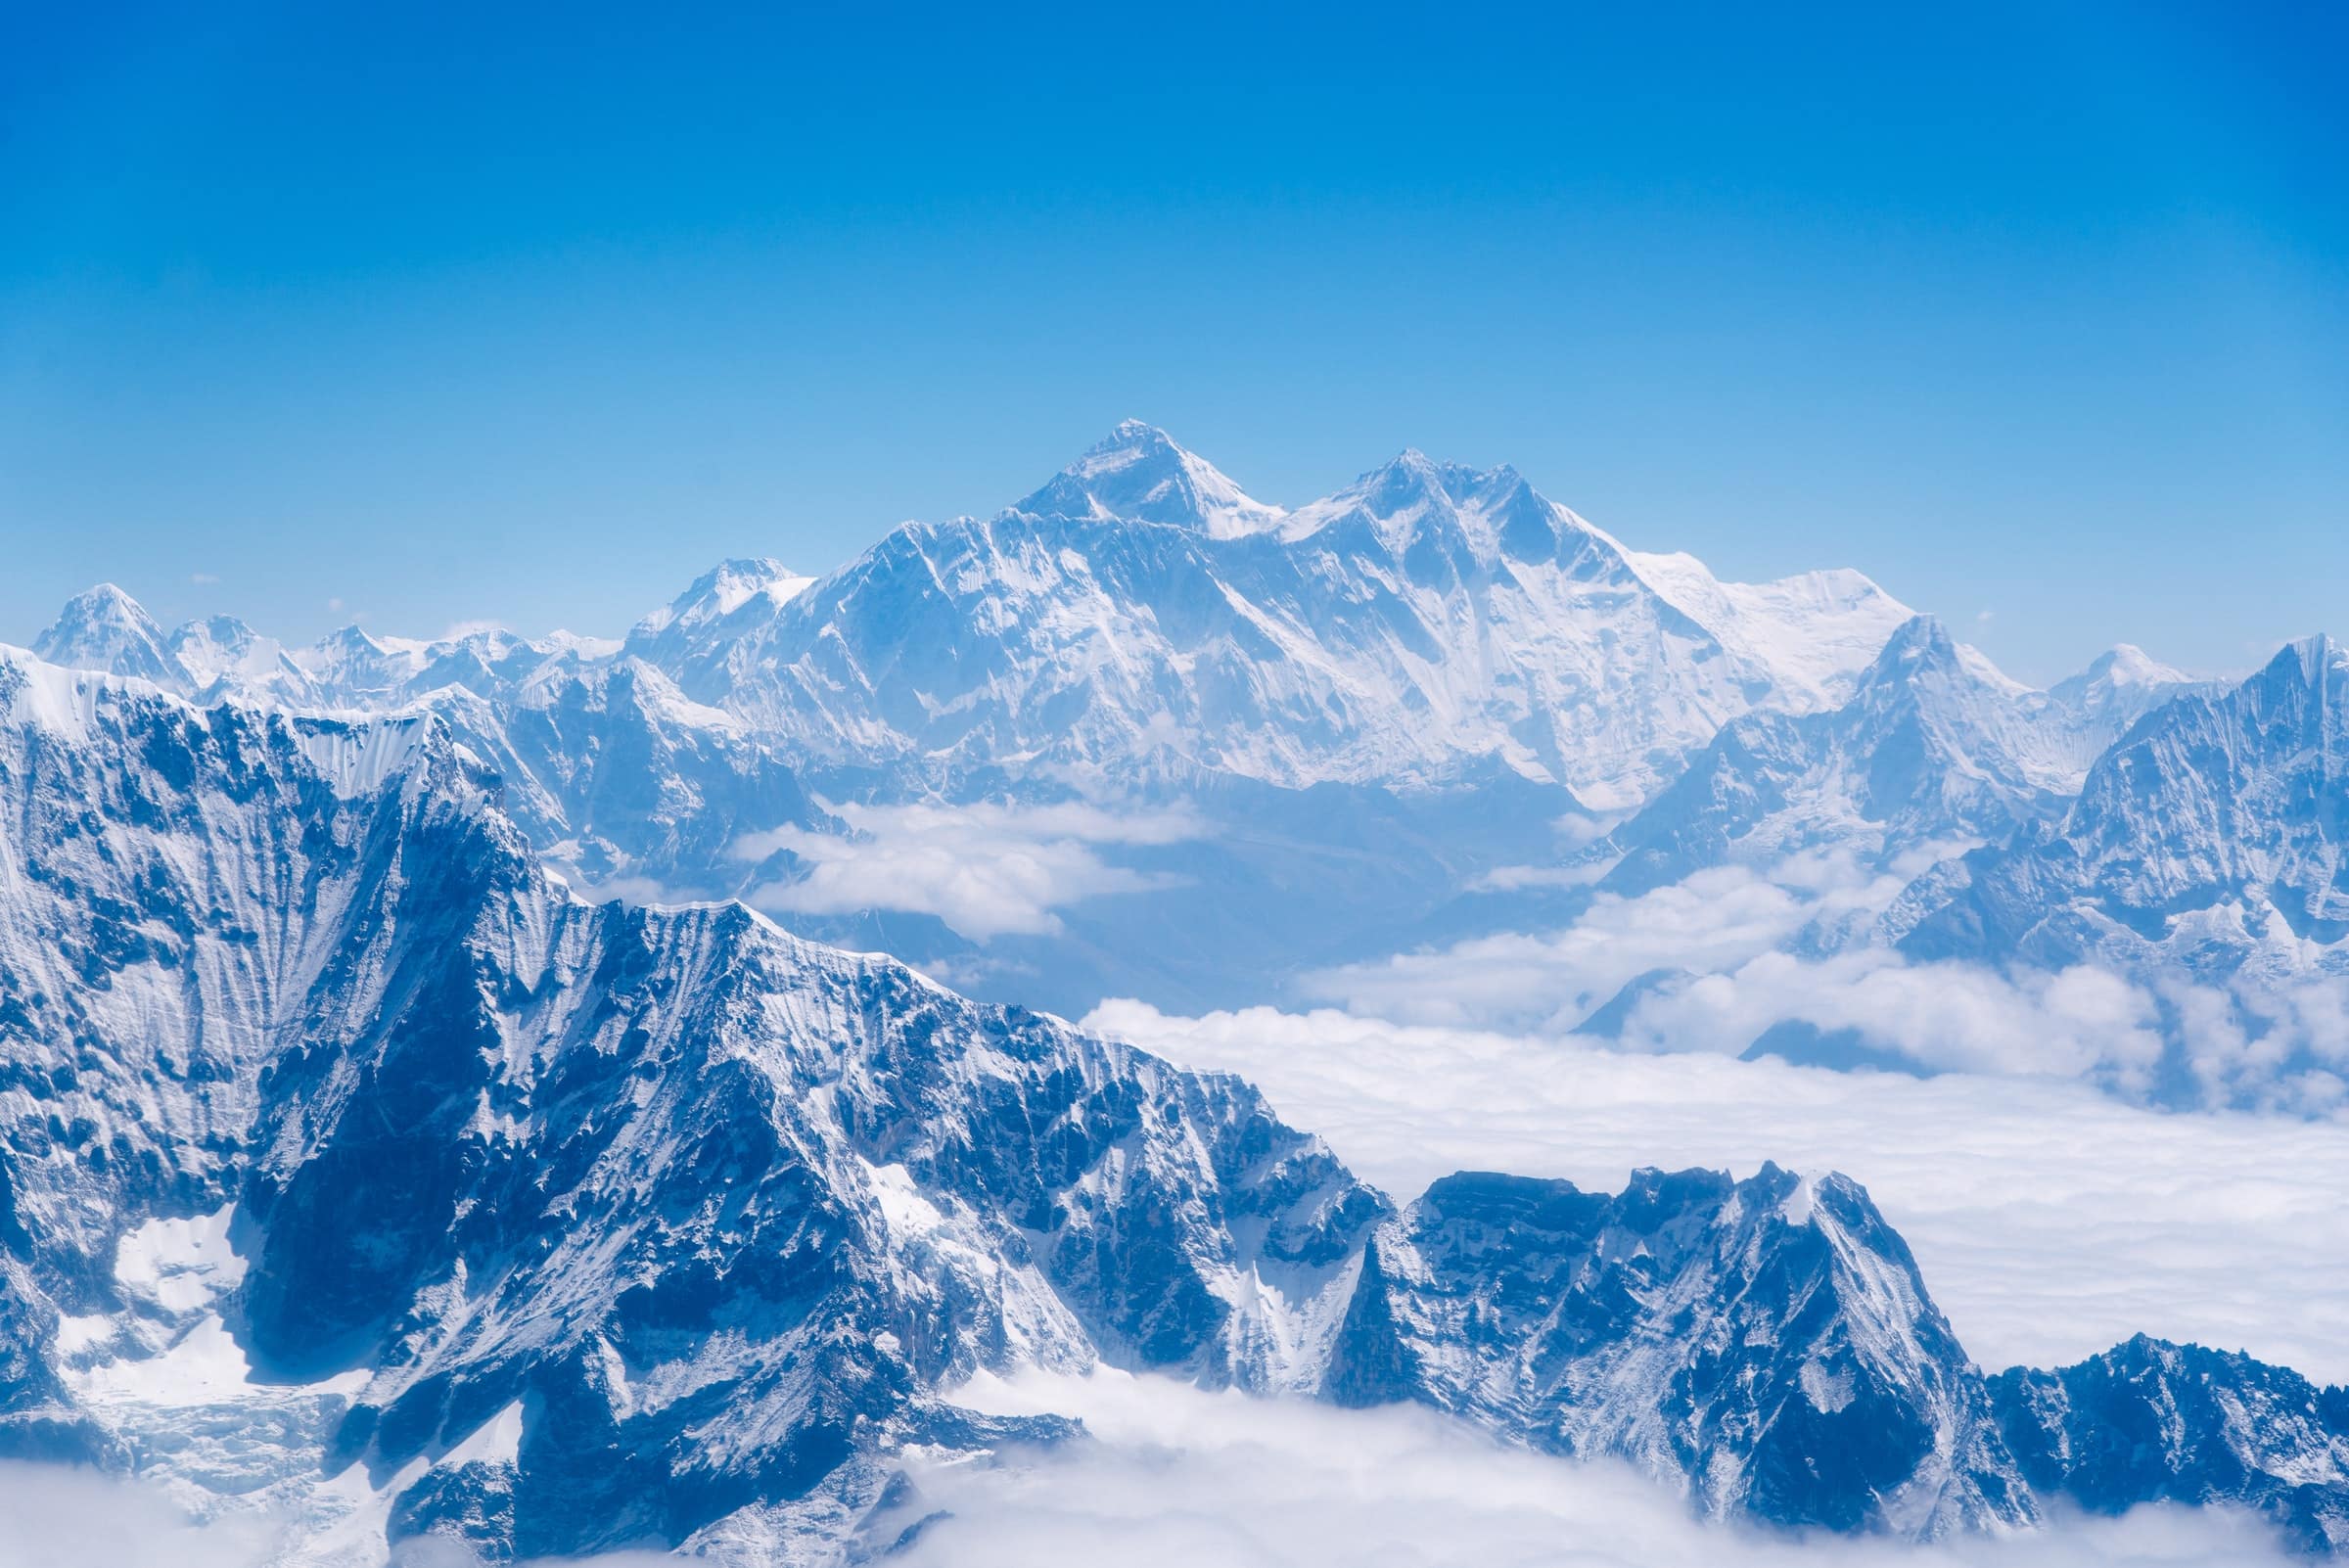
[1891,634,2349,992]
[1594,616,2208,892]
[1321,1163,2032,1537]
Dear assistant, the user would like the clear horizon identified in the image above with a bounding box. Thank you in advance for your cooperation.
[4,1,2343,683]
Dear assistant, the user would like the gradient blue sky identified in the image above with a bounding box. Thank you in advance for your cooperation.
[3,0,2342,681]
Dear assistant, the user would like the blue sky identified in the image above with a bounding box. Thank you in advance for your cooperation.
[2,0,2342,681]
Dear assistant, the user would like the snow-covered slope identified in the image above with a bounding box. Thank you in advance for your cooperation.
[1595,616,2206,892]
[31,582,185,689]
[624,424,1913,807]
[0,653,1384,1557]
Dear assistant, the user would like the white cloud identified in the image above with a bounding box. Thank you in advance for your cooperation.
[5,1383,2292,1568]
[190,572,221,586]
[1086,999,2349,1381]
[1306,856,1910,1033]
[1298,855,2344,1106]
[891,1368,2290,1568]
[736,799,1201,941]
[1601,949,2167,1087]
[0,1462,288,1567]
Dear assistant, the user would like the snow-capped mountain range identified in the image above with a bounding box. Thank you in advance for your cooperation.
[620,422,1912,808]
[37,422,1919,809]
[1892,633,2349,986]
[1596,614,2207,893]
[31,420,2334,1037]
[2,654,2342,1561]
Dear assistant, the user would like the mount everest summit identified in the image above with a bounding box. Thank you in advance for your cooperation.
[6,423,2349,1561]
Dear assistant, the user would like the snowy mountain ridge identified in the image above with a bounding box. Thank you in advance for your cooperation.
[622,424,1917,806]
[1594,613,2211,892]
[23,424,2339,1044]
[4,651,2342,1560]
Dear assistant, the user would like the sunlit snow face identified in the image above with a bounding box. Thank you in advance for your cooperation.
[1087,999,2349,1382]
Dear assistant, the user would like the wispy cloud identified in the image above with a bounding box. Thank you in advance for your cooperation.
[736,799,1202,941]
[1306,855,1911,1034]
[0,1462,287,1567]
[189,572,220,586]
[1298,853,2346,1108]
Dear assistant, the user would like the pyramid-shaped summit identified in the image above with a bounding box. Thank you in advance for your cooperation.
[32,581,181,687]
[1012,420,1286,537]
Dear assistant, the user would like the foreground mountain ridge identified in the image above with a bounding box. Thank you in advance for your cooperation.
[2,651,2344,1560]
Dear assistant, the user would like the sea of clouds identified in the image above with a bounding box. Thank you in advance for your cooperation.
[9,1372,2295,1568]
[887,1368,2293,1568]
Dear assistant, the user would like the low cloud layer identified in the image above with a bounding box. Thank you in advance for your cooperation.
[896,1368,2291,1568]
[0,1462,286,1567]
[1088,999,2349,1381]
[1305,854,2349,1107]
[736,799,1199,940]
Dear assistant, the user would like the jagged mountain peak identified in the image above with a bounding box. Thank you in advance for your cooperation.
[1875,611,1959,660]
[623,558,816,666]
[1856,615,2014,696]
[2045,641,2199,720]
[1012,420,1285,538]
[1890,627,2349,983]
[2280,631,2344,684]
[1277,447,1583,565]
[167,614,312,702]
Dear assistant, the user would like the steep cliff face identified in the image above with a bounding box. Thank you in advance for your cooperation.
[0,654,1385,1558]
[6,650,2345,1561]
[621,425,1911,808]
[1993,1336,2349,1553]
[1321,1165,2033,1536]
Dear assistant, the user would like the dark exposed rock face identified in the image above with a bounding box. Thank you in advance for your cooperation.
[1323,1165,2033,1536]
[1992,1336,2349,1553]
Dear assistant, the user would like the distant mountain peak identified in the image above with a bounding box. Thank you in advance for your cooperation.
[1013,421,1285,538]
[33,581,181,688]
[632,557,814,640]
[2281,630,2342,684]
[1875,612,1958,662]
[2082,643,2187,687]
